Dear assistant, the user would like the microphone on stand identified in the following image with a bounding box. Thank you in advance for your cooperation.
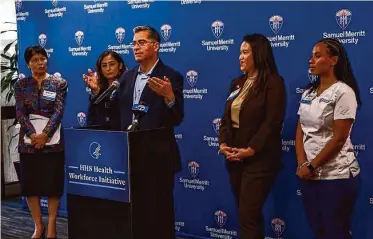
[127,102,149,132]
[93,80,120,105]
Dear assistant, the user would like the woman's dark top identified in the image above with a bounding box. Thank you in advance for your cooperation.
[87,80,121,131]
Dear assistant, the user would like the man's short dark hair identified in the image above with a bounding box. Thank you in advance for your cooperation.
[133,25,160,43]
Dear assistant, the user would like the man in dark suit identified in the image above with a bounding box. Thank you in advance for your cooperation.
[117,25,184,239]
[118,25,184,131]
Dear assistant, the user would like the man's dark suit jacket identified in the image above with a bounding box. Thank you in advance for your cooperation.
[219,73,287,173]
[118,59,184,172]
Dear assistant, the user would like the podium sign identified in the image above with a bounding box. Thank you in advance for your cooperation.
[64,128,130,203]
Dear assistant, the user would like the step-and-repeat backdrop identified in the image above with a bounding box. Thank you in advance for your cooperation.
[16,1,372,238]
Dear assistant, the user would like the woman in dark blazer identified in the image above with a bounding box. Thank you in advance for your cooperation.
[83,50,127,130]
[218,34,286,239]
[15,46,67,239]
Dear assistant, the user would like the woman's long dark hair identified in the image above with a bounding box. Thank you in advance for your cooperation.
[95,50,127,90]
[242,34,280,93]
[308,38,361,106]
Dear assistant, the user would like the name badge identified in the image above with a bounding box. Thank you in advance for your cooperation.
[42,90,56,101]
[300,99,311,104]
[300,93,316,105]
[227,88,240,101]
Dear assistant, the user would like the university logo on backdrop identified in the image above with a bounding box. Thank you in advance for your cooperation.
[107,27,131,55]
[83,0,109,14]
[186,70,198,88]
[15,0,29,21]
[269,15,283,34]
[205,210,237,237]
[38,34,47,48]
[68,30,92,56]
[308,69,318,83]
[322,9,366,44]
[159,24,181,54]
[45,0,67,18]
[77,112,87,127]
[18,73,25,81]
[187,161,199,178]
[203,118,220,148]
[336,9,352,30]
[183,70,208,100]
[201,20,234,51]
[212,118,221,135]
[115,27,125,44]
[211,20,224,39]
[271,218,286,237]
[215,210,227,228]
[51,0,58,7]
[75,31,84,46]
[267,15,295,48]
[179,160,209,191]
[38,34,54,57]
[127,0,154,9]
[295,69,318,95]
[161,24,172,41]
[15,0,22,11]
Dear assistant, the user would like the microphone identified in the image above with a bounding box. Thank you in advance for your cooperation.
[93,80,120,105]
[127,102,149,132]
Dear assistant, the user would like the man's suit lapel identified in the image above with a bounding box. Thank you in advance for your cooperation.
[128,69,138,106]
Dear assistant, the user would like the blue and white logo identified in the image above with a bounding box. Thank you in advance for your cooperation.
[51,0,58,7]
[18,73,25,80]
[38,34,47,48]
[15,0,22,11]
[308,69,318,83]
[269,15,283,34]
[75,31,84,46]
[77,112,87,127]
[186,70,198,88]
[132,104,149,113]
[53,72,62,80]
[211,20,224,39]
[89,142,101,159]
[115,27,125,44]
[161,24,172,41]
[212,118,221,135]
[271,218,285,237]
[188,161,199,178]
[336,9,352,30]
[214,210,227,228]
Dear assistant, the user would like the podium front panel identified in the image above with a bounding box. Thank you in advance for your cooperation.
[64,128,129,203]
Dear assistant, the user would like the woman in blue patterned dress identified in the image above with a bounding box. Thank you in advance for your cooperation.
[15,45,67,239]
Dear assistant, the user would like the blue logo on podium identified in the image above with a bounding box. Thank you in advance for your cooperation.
[89,142,101,159]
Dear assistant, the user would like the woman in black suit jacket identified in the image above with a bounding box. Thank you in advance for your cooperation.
[219,34,286,239]
[83,50,127,130]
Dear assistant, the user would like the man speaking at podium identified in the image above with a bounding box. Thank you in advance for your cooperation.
[117,25,184,238]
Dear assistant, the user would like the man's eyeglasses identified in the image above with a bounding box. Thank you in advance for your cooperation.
[130,40,155,48]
